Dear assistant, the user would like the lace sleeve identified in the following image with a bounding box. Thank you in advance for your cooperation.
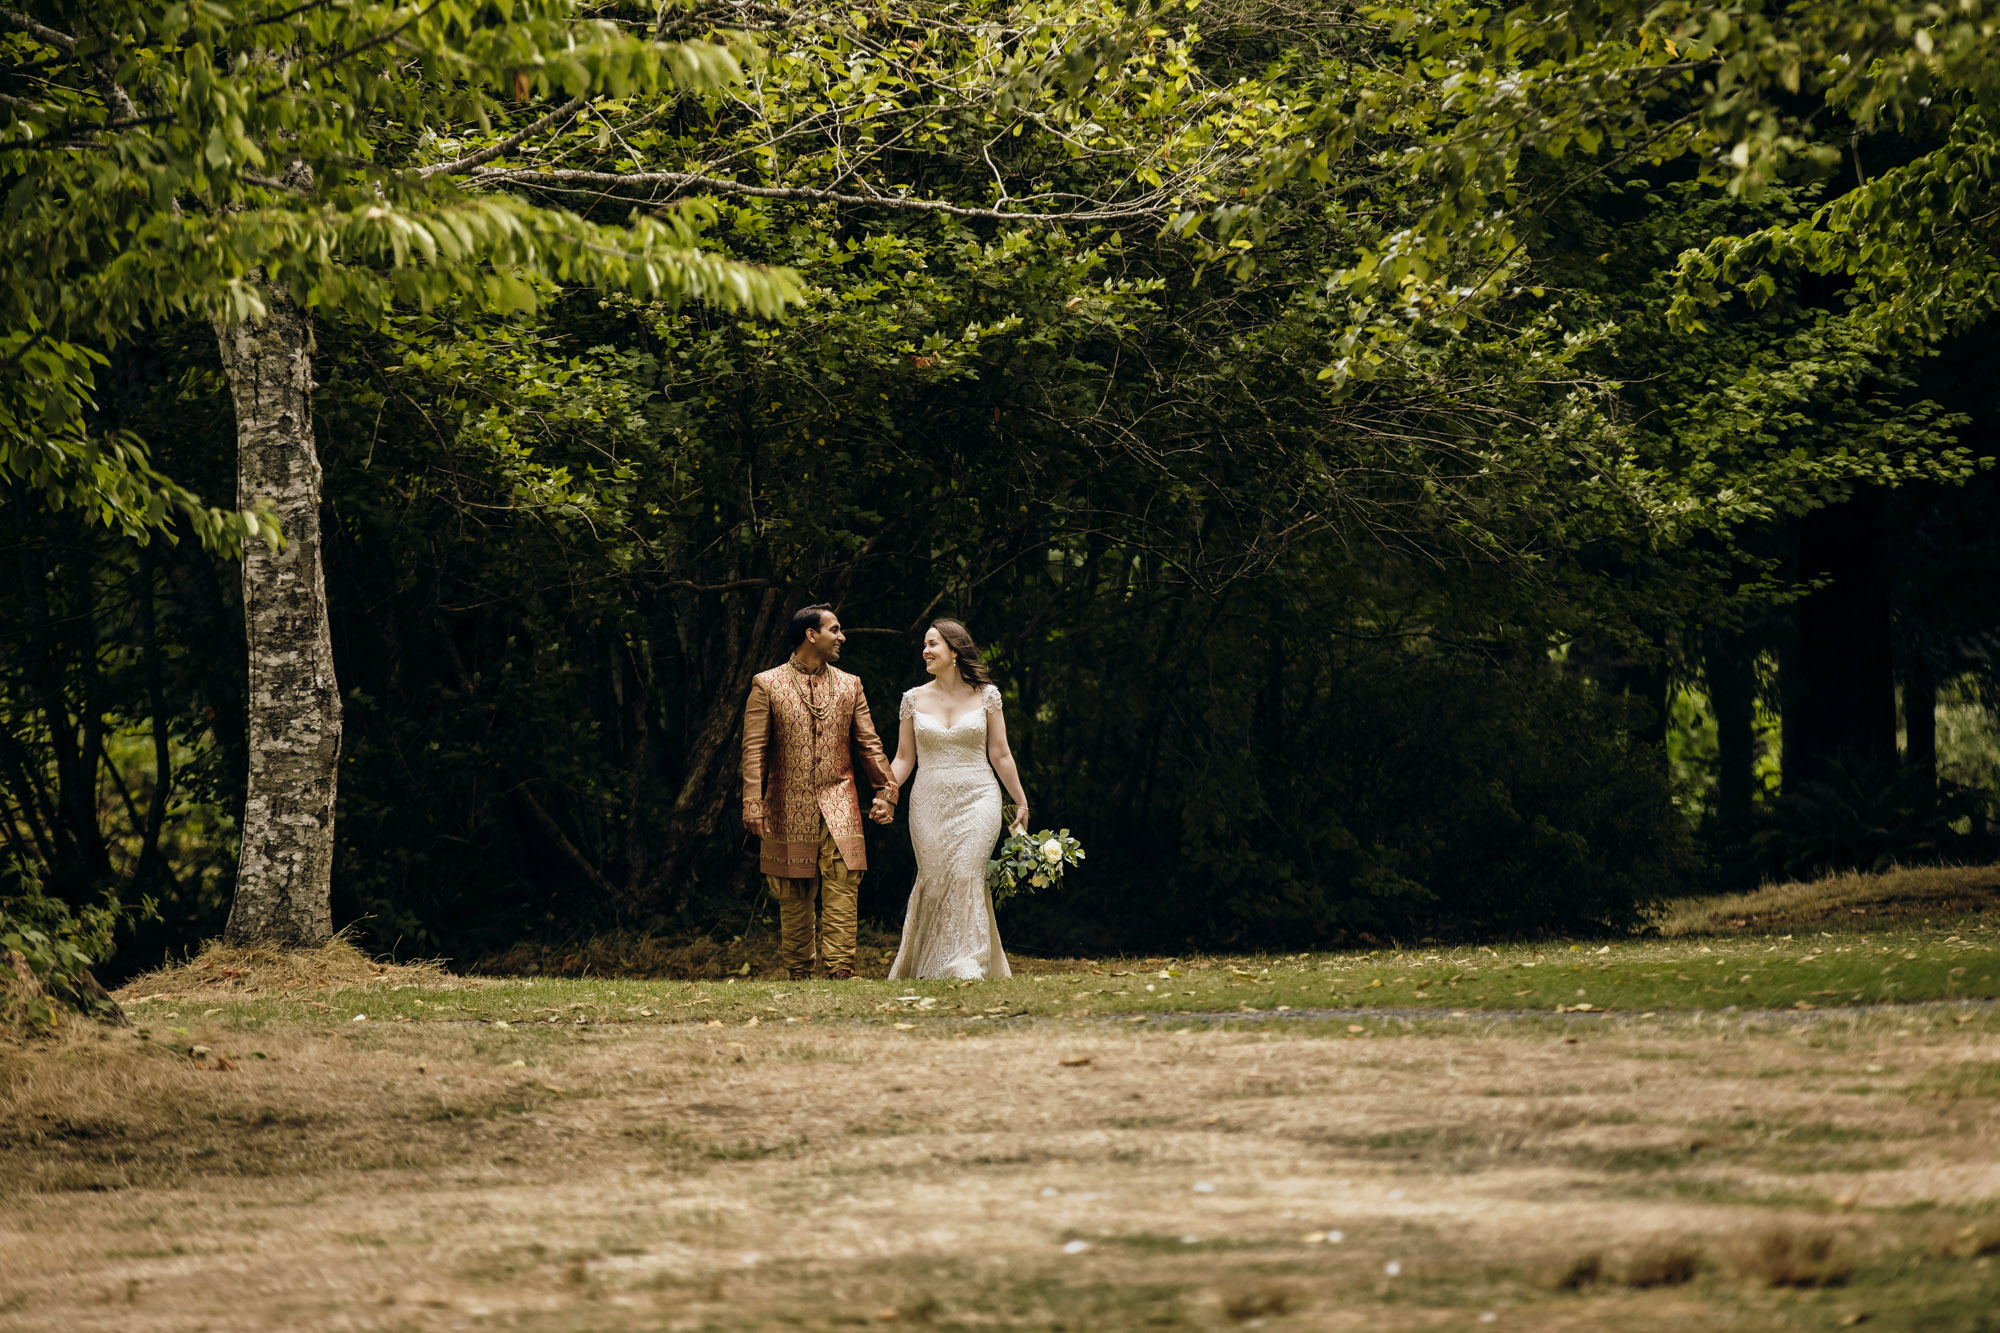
[900,690,915,721]
[983,684,1004,714]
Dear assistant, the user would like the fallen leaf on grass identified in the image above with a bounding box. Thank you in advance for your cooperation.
[1059,1056,1090,1066]
[894,1023,917,1031]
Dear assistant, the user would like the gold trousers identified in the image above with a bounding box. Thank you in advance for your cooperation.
[765,819,860,977]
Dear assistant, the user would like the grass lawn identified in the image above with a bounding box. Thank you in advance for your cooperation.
[117,905,1999,1034]
[2,865,1996,1331]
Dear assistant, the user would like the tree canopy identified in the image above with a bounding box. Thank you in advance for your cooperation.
[3,0,1997,973]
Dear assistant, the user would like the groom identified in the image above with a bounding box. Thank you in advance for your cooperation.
[741,604,898,980]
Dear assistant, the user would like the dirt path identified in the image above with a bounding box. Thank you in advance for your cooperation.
[4,1007,1998,1331]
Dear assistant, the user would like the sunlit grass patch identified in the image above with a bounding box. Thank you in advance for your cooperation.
[1655,863,2000,937]
[148,924,1994,1038]
[107,891,2000,1045]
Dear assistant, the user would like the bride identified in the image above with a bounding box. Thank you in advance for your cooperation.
[883,619,1027,980]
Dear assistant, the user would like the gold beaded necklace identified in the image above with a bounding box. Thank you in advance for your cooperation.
[787,656,836,725]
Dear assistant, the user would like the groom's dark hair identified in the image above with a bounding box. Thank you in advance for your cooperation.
[787,603,834,649]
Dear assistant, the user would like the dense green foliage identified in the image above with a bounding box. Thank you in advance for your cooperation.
[3,1,1999,974]
[0,858,123,1029]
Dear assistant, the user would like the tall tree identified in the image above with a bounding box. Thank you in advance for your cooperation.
[2,1,797,943]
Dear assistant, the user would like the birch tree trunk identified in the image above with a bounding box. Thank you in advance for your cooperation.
[213,277,340,946]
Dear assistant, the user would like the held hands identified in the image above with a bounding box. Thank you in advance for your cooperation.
[868,788,899,825]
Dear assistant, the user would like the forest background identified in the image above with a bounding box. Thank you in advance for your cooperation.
[4,0,2000,990]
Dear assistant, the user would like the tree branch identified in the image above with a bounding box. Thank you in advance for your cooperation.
[468,166,1169,224]
[0,6,76,51]
[660,577,773,593]
[419,94,586,178]
[89,51,138,121]
[302,0,440,80]
[0,8,142,123]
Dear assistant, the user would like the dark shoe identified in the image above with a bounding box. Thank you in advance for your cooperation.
[827,968,855,981]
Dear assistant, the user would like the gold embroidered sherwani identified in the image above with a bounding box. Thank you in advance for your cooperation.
[742,656,895,975]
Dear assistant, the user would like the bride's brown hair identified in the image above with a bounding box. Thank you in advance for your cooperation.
[930,619,994,688]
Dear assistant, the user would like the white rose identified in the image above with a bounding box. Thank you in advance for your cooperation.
[1041,839,1063,863]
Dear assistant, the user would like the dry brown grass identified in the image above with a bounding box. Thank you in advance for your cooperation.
[1652,862,2000,936]
[1724,1226,1855,1288]
[1220,1285,1300,1320]
[1934,1219,2000,1259]
[1543,1251,1604,1290]
[115,933,451,1000]
[0,1012,564,1193]
[1621,1243,1703,1288]
[2,1002,1997,1330]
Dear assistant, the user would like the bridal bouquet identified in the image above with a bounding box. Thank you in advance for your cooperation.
[987,827,1085,907]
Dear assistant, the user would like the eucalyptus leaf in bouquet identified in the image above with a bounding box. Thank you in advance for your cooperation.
[986,824,1085,907]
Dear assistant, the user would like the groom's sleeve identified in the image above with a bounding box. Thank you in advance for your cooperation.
[852,692,897,803]
[741,677,770,818]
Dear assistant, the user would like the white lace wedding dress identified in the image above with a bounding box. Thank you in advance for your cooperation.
[887,684,1012,980]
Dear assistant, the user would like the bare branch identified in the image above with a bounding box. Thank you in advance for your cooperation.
[419,94,586,179]
[0,6,76,51]
[660,577,774,593]
[467,166,1171,224]
[89,52,138,121]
